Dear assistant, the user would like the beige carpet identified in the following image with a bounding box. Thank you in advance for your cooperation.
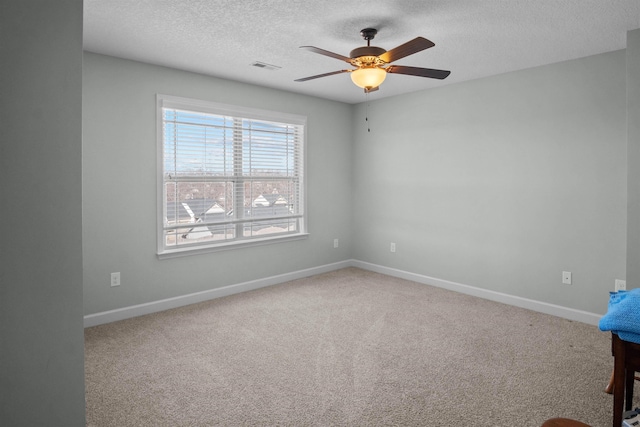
[85,267,634,426]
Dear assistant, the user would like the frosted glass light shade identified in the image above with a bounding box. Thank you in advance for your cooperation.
[350,67,387,89]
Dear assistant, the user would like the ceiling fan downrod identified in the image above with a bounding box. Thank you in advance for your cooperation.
[350,28,386,61]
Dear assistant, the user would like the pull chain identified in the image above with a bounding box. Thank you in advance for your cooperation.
[365,92,370,133]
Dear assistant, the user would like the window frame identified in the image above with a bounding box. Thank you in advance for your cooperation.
[156,94,308,259]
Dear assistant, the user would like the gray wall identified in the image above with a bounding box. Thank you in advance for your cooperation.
[82,53,353,315]
[627,29,640,287]
[352,50,628,314]
[0,1,85,425]
[84,42,632,318]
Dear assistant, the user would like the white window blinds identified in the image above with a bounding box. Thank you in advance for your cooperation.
[157,95,306,256]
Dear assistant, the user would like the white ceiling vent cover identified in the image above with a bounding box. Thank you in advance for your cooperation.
[250,61,282,71]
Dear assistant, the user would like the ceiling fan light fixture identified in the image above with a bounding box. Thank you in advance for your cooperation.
[295,28,449,91]
[350,67,387,90]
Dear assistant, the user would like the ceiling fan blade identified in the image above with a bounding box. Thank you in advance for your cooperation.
[300,46,352,63]
[378,37,435,64]
[386,65,450,80]
[294,69,351,82]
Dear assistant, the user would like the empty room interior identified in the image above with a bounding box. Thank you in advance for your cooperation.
[3,1,640,426]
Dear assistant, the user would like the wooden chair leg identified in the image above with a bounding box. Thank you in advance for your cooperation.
[605,369,615,394]
[606,368,640,395]
[613,336,627,427]
[627,369,636,411]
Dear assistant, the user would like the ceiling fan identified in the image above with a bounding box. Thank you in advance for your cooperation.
[295,28,451,93]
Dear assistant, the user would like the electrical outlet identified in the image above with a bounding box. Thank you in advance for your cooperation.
[390,242,396,253]
[333,238,339,248]
[562,271,572,285]
[615,279,626,292]
[111,272,120,287]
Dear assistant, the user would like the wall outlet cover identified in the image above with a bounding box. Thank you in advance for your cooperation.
[111,272,121,287]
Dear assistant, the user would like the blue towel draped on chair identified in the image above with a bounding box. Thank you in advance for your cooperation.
[599,288,640,344]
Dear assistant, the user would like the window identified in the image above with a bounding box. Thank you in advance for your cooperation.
[157,95,306,257]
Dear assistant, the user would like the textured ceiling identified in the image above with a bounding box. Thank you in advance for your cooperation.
[84,0,640,104]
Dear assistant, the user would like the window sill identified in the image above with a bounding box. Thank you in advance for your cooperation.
[157,233,309,260]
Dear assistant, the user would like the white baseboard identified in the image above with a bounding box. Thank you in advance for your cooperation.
[84,259,602,327]
[351,260,602,326]
[83,260,352,327]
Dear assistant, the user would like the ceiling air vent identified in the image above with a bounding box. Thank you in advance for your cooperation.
[250,61,281,71]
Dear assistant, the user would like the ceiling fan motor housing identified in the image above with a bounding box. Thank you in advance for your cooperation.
[349,47,387,68]
[351,28,388,67]
[350,46,386,59]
